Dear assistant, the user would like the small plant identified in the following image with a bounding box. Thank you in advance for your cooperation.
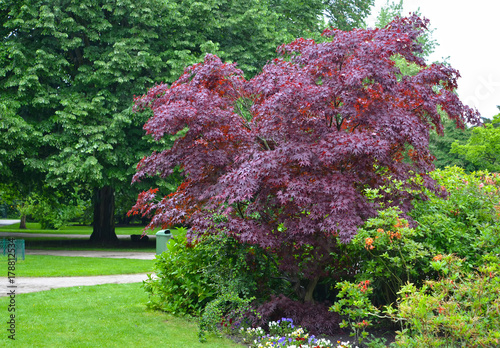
[330,280,380,344]
[239,326,266,344]
[268,318,295,337]
[198,290,256,342]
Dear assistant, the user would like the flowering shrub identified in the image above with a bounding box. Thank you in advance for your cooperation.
[387,254,500,347]
[410,167,500,267]
[348,207,430,305]
[348,167,500,307]
[330,280,380,344]
[334,167,500,346]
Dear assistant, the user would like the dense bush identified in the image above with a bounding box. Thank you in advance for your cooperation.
[19,192,88,229]
[143,231,216,316]
[389,254,500,347]
[345,167,500,305]
[410,166,500,266]
[144,228,285,316]
[329,166,500,344]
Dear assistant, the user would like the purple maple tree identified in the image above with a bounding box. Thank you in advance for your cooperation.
[130,15,480,302]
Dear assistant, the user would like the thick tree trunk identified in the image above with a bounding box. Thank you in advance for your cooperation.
[19,215,27,229]
[90,186,118,244]
[304,276,320,303]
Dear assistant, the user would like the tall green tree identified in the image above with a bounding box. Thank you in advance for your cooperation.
[0,0,375,242]
[451,111,500,172]
[429,116,478,171]
[324,0,374,30]
[375,0,438,60]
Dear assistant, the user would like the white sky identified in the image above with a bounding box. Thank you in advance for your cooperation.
[366,0,500,119]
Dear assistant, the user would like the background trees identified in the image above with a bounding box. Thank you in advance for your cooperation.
[451,110,500,172]
[0,0,374,242]
[429,117,478,171]
[130,15,480,301]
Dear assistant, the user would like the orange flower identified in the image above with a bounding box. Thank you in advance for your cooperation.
[433,254,443,261]
[357,320,369,327]
[376,228,384,233]
[390,231,402,240]
[357,280,370,293]
[394,217,409,228]
[365,237,375,250]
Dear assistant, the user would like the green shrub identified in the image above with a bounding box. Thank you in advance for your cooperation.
[388,254,500,347]
[143,231,216,316]
[201,233,285,301]
[144,228,284,319]
[410,167,500,267]
[348,207,430,305]
[347,167,500,306]
[19,192,87,229]
[196,232,286,340]
[198,290,256,342]
[330,280,380,344]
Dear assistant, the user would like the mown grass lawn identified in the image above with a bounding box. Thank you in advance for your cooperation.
[2,255,154,277]
[0,222,161,235]
[0,283,243,347]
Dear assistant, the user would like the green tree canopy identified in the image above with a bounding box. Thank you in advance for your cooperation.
[429,116,479,172]
[451,112,500,172]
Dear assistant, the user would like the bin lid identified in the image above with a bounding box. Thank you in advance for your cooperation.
[156,229,171,236]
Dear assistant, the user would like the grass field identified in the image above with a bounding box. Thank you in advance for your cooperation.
[0,283,243,347]
[1,255,154,277]
[0,222,162,235]
[0,222,235,347]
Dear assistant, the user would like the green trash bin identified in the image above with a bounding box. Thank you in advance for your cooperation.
[155,230,172,255]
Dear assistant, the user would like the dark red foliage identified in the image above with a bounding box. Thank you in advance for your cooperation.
[129,15,480,284]
[250,294,342,336]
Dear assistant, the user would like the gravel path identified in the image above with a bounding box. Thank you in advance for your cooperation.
[0,274,151,296]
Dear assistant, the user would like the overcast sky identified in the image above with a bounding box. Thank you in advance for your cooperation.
[366,0,500,119]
